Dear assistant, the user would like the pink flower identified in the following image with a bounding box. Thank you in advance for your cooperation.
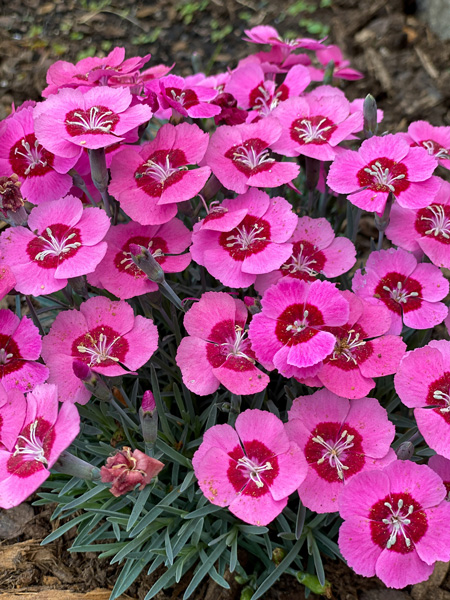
[100,447,164,497]
[243,26,324,51]
[327,134,440,216]
[403,120,450,170]
[386,179,450,269]
[394,340,450,461]
[315,45,364,80]
[88,218,191,299]
[0,265,15,301]
[203,118,299,194]
[0,383,80,508]
[154,75,221,119]
[255,216,356,295]
[190,189,297,288]
[0,310,48,393]
[248,278,349,379]
[109,123,211,225]
[0,195,110,296]
[352,248,449,334]
[41,296,158,404]
[34,86,152,160]
[428,455,450,499]
[0,106,75,204]
[176,292,269,396]
[338,461,450,588]
[193,409,307,526]
[270,92,362,161]
[298,292,406,399]
[286,389,395,513]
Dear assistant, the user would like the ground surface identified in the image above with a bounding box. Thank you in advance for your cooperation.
[1,0,450,598]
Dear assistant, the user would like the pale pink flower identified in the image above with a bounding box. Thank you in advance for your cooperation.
[193,409,307,526]
[248,278,349,379]
[176,292,269,396]
[327,134,440,216]
[0,195,110,296]
[87,218,191,299]
[190,189,297,288]
[352,248,449,334]
[286,389,395,513]
[0,383,80,508]
[338,461,450,588]
[41,296,158,404]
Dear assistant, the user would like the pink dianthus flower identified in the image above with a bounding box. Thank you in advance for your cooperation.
[0,195,110,296]
[154,74,221,119]
[176,292,269,396]
[352,248,448,334]
[286,389,395,513]
[403,120,450,170]
[327,134,440,216]
[315,45,364,80]
[190,189,297,288]
[193,409,307,526]
[338,461,450,588]
[41,296,158,404]
[428,454,450,499]
[243,26,324,52]
[0,383,80,508]
[248,278,349,379]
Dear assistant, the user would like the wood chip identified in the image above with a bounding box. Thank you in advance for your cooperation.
[414,46,440,79]
[364,47,393,92]
[0,589,133,600]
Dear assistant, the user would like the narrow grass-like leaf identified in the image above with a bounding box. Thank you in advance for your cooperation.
[296,501,306,539]
[129,485,181,538]
[151,365,176,444]
[183,540,227,599]
[41,513,92,545]
[60,484,106,513]
[308,533,325,587]
[184,504,222,519]
[127,486,152,531]
[155,438,192,468]
[165,527,174,565]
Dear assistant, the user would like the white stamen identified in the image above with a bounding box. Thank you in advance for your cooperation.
[281,243,318,277]
[363,160,406,192]
[236,455,273,488]
[286,310,309,334]
[422,140,450,160]
[382,280,419,305]
[312,429,354,480]
[34,227,81,262]
[66,106,114,133]
[330,329,367,365]
[0,348,13,365]
[14,138,48,175]
[140,154,186,184]
[218,324,255,364]
[226,223,266,251]
[232,144,275,171]
[383,499,414,549]
[77,332,121,366]
[420,205,450,239]
[294,118,332,144]
[13,421,48,465]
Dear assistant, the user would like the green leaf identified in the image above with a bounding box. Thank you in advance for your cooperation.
[184,504,223,519]
[183,540,228,599]
[308,532,325,587]
[151,365,176,444]
[60,484,107,513]
[129,485,181,538]
[127,486,153,531]
[155,438,192,468]
[41,513,92,545]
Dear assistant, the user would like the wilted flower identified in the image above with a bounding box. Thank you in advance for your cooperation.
[100,446,164,497]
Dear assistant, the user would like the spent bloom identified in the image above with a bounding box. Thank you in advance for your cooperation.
[386,179,450,269]
[100,447,164,497]
[193,409,307,526]
[394,340,450,461]
[0,195,110,296]
[286,389,395,513]
[109,122,211,225]
[176,292,270,396]
[0,310,48,393]
[41,296,158,404]
[255,216,356,295]
[338,461,450,588]
[352,247,448,334]
[327,134,440,216]
[190,189,297,288]
[0,383,80,508]
[87,218,191,299]
[402,120,450,170]
[248,278,349,380]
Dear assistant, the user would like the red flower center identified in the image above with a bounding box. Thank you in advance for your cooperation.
[72,325,129,367]
[374,272,422,315]
[135,149,187,198]
[114,235,168,276]
[415,204,450,245]
[0,334,23,376]
[291,115,336,145]
[275,302,324,346]
[7,417,54,478]
[219,214,270,262]
[426,372,450,424]
[205,319,255,372]
[323,324,373,371]
[10,133,54,178]
[165,87,199,110]
[227,439,279,498]
[280,240,326,282]
[370,492,427,554]
[26,223,82,270]
[357,157,409,195]
[305,421,364,482]
[225,137,275,177]
[65,105,119,136]
[420,140,450,161]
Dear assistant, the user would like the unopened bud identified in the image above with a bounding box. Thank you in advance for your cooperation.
[89,148,109,193]
[240,587,254,600]
[200,174,222,201]
[363,94,378,138]
[244,295,261,315]
[129,243,165,284]
[396,441,414,461]
[374,191,394,234]
[140,391,158,446]
[73,360,112,401]
[52,451,101,481]
[296,571,332,598]
[141,390,156,413]
[272,547,287,565]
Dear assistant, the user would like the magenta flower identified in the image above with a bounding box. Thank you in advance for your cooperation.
[315,45,364,80]
[34,86,152,160]
[109,123,211,225]
[403,120,450,170]
[0,383,80,508]
[0,106,75,204]
[193,409,307,526]
[190,189,297,288]
[248,278,349,379]
[352,248,449,334]
[176,292,269,396]
[243,26,324,51]
[156,75,221,119]
[327,134,440,216]
[271,93,362,161]
[394,340,450,461]
[0,195,110,296]
[87,218,191,299]
[386,179,450,269]
[203,118,299,194]
[286,389,395,513]
[0,310,48,393]
[41,296,158,404]
[299,292,406,399]
[338,461,450,588]
[255,216,356,295]
[429,455,450,498]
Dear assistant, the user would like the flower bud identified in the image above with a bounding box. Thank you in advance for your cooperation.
[100,447,164,497]
[89,148,109,194]
[73,360,112,401]
[141,390,156,413]
[296,571,332,598]
[396,441,415,461]
[363,94,378,139]
[129,243,165,284]
[272,547,287,565]
[139,391,158,446]
[52,451,101,481]
[200,174,222,202]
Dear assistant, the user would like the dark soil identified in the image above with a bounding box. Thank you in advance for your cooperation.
[1,0,450,598]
